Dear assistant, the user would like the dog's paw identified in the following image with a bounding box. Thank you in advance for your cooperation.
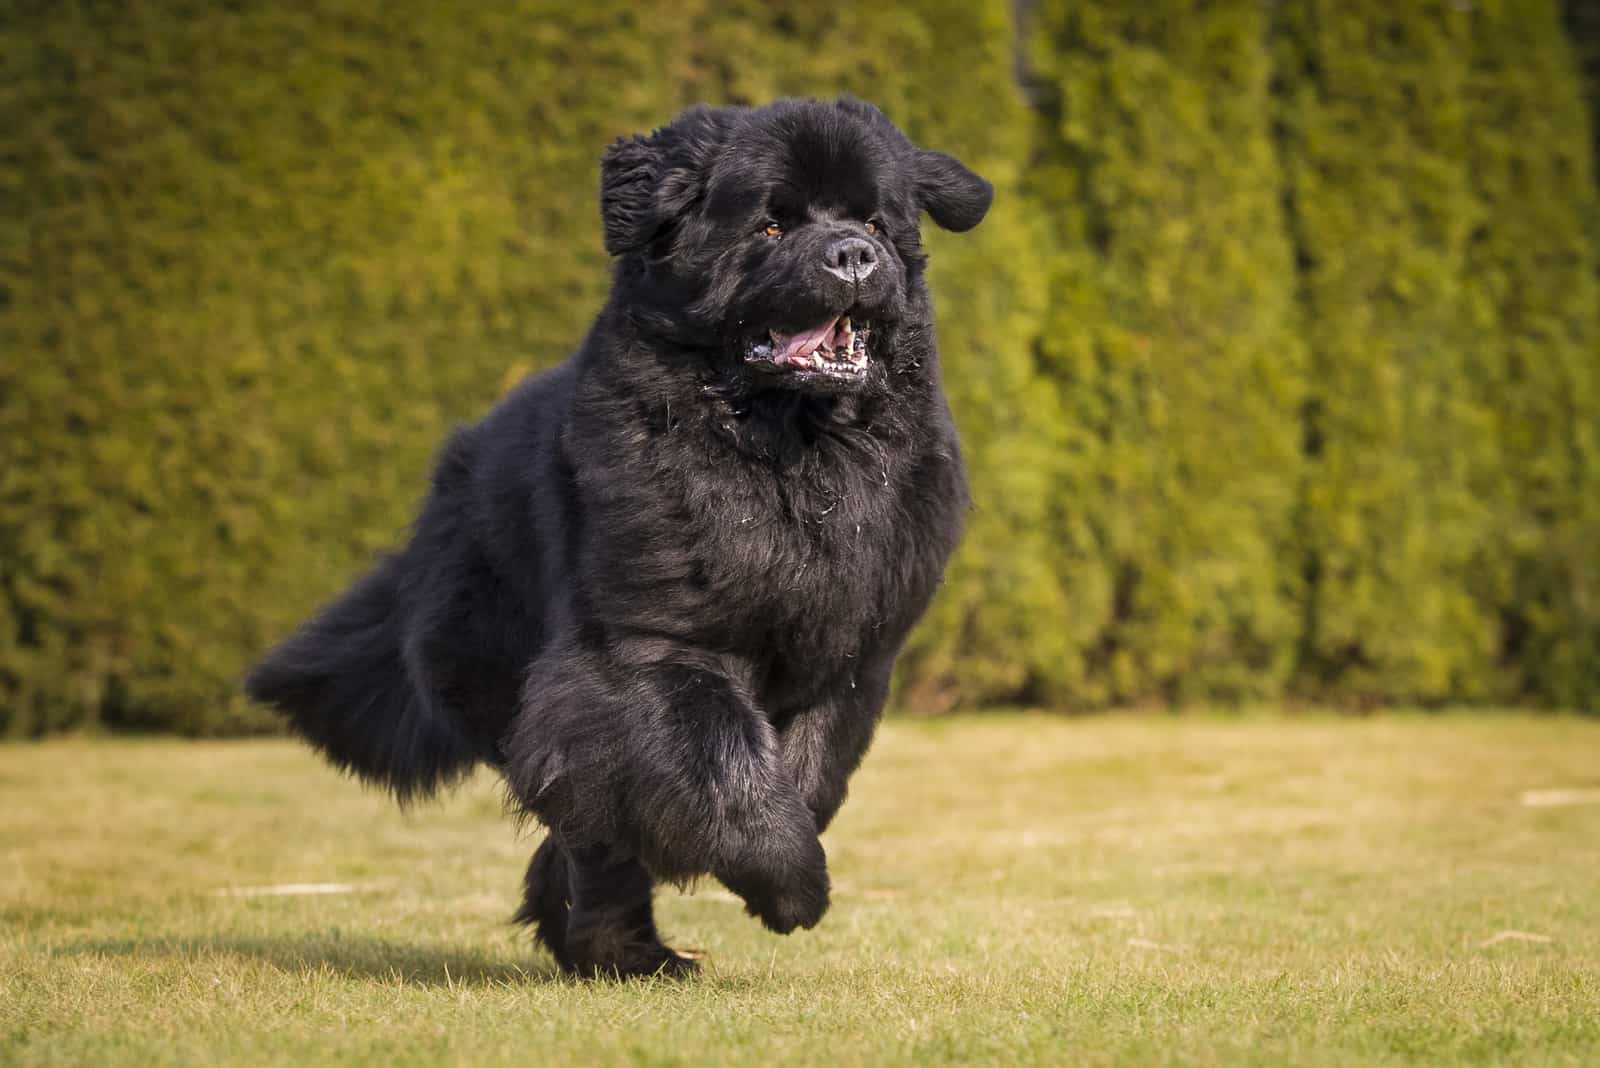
[729,844,831,934]
[748,877,830,934]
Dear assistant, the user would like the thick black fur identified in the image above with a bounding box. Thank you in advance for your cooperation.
[245,97,992,978]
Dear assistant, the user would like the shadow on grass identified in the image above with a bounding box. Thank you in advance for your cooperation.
[56,932,567,987]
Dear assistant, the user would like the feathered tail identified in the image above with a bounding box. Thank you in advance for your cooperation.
[244,557,478,803]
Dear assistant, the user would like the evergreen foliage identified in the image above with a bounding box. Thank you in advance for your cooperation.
[1272,0,1497,701]
[1,2,695,732]
[1024,0,1306,707]
[3,1,1597,731]
[1461,0,1600,705]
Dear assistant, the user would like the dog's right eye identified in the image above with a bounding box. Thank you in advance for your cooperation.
[762,221,783,238]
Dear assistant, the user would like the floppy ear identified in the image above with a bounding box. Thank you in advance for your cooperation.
[599,134,664,256]
[916,150,993,233]
[600,108,726,257]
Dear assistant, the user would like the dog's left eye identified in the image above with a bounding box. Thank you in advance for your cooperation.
[864,220,880,235]
[762,221,783,238]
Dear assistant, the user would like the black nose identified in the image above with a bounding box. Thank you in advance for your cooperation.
[823,237,877,282]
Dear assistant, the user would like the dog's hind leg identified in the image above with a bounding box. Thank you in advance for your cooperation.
[515,834,696,978]
[513,834,576,970]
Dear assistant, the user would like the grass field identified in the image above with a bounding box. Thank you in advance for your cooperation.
[2,714,1598,1066]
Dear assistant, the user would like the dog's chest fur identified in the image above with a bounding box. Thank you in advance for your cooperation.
[571,377,961,699]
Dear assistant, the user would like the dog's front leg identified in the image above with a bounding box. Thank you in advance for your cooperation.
[506,654,830,934]
[778,651,895,833]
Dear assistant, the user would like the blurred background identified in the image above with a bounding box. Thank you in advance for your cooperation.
[2,0,1597,736]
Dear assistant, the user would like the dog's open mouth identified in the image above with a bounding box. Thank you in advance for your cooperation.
[746,316,870,379]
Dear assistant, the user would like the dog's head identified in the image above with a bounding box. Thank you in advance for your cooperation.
[600,98,992,396]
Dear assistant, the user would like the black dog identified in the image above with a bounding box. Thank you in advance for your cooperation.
[245,97,991,977]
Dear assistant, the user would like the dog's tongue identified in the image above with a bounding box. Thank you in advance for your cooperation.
[773,318,839,361]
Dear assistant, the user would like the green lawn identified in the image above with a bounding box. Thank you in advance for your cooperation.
[2,714,1597,1066]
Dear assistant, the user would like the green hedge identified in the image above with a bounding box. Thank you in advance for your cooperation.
[1021,0,1306,707]
[1272,0,1494,701]
[1272,0,1600,706]
[1,2,691,733]
[2,0,1598,733]
[1461,0,1600,706]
